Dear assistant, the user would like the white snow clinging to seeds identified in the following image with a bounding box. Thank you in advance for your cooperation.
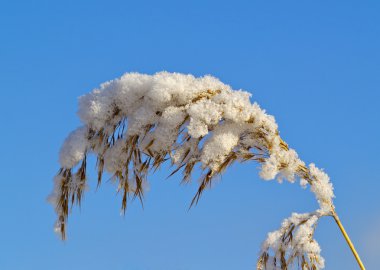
[51,72,335,270]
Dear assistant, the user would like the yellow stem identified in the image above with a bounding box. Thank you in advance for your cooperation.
[332,211,366,270]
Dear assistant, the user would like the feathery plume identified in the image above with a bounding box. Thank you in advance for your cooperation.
[49,72,364,269]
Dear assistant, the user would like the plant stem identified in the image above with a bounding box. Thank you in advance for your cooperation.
[332,211,366,270]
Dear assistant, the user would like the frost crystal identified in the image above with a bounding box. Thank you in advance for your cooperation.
[258,212,325,270]
[50,72,336,269]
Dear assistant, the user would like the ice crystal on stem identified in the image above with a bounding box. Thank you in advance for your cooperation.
[50,72,337,269]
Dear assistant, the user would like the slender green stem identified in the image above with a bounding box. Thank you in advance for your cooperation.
[332,211,366,270]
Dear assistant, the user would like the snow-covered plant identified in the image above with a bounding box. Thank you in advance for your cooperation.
[50,72,365,270]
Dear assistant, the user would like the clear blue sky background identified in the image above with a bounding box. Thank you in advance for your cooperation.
[0,1,379,269]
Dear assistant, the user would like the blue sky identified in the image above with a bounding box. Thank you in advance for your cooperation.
[0,1,379,269]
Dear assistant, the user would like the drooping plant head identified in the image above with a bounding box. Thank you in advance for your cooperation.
[50,72,334,270]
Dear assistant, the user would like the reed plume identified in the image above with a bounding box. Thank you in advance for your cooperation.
[49,72,365,270]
